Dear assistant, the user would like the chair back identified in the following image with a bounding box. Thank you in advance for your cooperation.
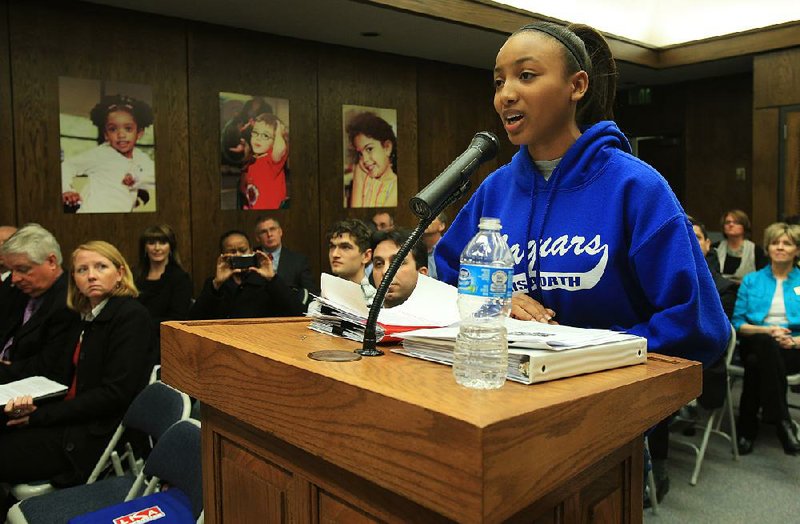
[124,382,192,440]
[143,419,203,518]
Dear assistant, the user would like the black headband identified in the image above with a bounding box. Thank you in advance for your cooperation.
[519,23,588,72]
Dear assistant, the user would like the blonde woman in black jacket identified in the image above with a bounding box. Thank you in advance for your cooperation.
[0,241,153,492]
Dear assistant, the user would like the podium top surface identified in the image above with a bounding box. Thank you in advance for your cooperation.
[163,317,694,427]
[161,317,700,523]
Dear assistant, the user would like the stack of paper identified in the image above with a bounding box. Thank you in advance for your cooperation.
[394,318,647,384]
[307,273,461,343]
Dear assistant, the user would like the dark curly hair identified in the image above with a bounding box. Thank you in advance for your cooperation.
[89,94,154,144]
[326,219,373,254]
[345,112,397,172]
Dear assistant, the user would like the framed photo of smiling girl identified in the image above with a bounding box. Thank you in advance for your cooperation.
[218,92,291,211]
[342,105,398,208]
[59,76,156,214]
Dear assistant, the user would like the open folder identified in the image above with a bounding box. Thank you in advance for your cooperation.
[307,273,460,343]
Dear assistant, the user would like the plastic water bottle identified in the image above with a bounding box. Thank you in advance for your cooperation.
[453,217,514,389]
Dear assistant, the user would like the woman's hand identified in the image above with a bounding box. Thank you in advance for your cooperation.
[4,395,36,427]
[766,325,791,337]
[778,334,800,350]
[212,254,236,290]
[252,251,275,281]
[510,294,557,323]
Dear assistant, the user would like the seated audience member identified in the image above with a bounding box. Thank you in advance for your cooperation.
[646,216,740,507]
[371,229,428,308]
[690,217,737,318]
[326,219,375,304]
[422,212,447,280]
[716,209,768,282]
[189,230,304,320]
[253,216,317,302]
[0,241,153,492]
[135,224,193,358]
[0,224,78,377]
[0,225,17,282]
[0,225,19,318]
[371,211,394,232]
[733,222,800,455]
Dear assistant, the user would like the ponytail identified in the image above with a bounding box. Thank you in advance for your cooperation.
[568,24,617,126]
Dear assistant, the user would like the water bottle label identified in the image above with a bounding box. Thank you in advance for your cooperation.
[458,264,513,298]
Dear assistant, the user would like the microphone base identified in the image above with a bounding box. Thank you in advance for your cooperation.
[355,347,384,357]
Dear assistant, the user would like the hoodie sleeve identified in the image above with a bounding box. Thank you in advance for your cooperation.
[434,188,487,285]
[623,215,730,367]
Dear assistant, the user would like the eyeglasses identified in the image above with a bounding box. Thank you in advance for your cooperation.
[251,131,274,141]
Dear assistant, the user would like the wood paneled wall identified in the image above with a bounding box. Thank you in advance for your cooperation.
[0,0,15,225]
[187,25,321,287]
[752,48,800,242]
[754,49,800,109]
[316,46,418,267]
[0,1,762,292]
[0,1,502,291]
[6,1,190,271]
[615,74,754,233]
[683,74,753,228]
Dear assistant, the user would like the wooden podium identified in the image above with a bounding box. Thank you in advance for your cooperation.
[161,318,700,524]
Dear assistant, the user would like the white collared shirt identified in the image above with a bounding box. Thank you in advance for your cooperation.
[82,297,110,322]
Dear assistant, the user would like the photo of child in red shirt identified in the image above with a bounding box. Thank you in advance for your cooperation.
[239,113,289,210]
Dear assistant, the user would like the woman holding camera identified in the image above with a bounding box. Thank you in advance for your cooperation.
[188,230,305,320]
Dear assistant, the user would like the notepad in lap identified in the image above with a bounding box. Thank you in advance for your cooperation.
[0,376,68,404]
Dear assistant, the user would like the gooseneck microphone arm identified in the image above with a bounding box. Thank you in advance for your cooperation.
[357,131,499,357]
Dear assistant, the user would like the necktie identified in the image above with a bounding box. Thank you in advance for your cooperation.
[0,297,42,361]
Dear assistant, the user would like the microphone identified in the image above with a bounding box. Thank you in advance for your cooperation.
[357,131,499,357]
[410,131,499,219]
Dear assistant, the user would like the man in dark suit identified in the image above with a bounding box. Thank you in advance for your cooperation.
[0,223,78,383]
[253,216,317,306]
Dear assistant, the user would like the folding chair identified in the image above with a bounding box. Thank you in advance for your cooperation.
[670,325,739,485]
[644,436,658,514]
[7,419,203,524]
[9,381,191,502]
[726,333,800,439]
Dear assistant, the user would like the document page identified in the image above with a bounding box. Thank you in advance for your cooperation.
[0,376,68,405]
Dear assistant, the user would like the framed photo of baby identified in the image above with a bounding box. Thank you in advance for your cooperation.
[218,92,290,211]
[342,105,398,208]
[59,76,156,214]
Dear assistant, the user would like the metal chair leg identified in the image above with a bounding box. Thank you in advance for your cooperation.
[644,437,658,514]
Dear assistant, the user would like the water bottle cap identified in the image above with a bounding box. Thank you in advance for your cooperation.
[478,217,502,231]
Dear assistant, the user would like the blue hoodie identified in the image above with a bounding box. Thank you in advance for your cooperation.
[436,121,729,366]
